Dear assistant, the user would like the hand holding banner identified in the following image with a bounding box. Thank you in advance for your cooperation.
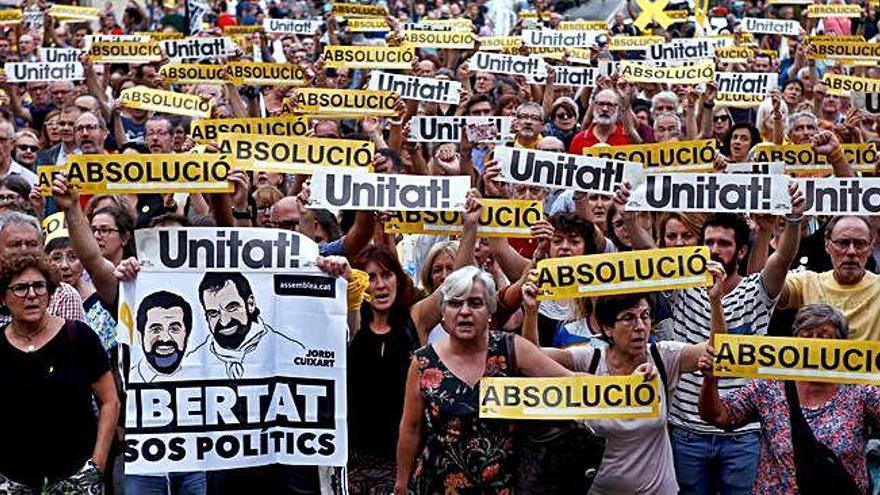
[308,170,469,212]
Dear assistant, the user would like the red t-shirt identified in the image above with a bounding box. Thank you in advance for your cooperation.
[568,123,630,154]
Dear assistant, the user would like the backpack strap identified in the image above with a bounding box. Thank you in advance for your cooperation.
[587,347,601,374]
[650,342,669,404]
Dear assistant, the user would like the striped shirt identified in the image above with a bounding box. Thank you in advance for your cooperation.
[669,273,777,435]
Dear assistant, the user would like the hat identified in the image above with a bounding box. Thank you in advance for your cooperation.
[550,96,579,121]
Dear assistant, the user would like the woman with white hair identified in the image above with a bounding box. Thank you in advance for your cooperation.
[395,266,573,494]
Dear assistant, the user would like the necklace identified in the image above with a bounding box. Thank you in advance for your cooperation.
[10,318,48,353]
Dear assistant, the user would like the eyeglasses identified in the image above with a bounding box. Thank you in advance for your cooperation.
[7,280,48,299]
[713,115,730,123]
[91,226,119,237]
[75,124,100,133]
[615,310,652,328]
[829,237,871,251]
[49,252,79,265]
[445,297,486,310]
[595,101,619,109]
[146,129,171,137]
[0,193,20,204]
[16,144,38,153]
[555,111,573,119]
[517,114,543,122]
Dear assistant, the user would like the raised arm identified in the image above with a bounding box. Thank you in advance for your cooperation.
[395,360,425,495]
[681,262,725,373]
[761,183,804,299]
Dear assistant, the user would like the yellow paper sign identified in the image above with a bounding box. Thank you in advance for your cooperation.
[666,9,690,22]
[226,62,307,86]
[559,20,608,31]
[190,116,309,142]
[536,246,712,300]
[619,60,714,84]
[479,375,661,420]
[135,31,185,41]
[120,86,213,118]
[222,25,262,34]
[293,88,397,117]
[88,42,162,64]
[713,334,880,385]
[384,200,542,238]
[218,133,374,174]
[322,45,415,69]
[331,2,387,17]
[809,41,880,61]
[42,212,68,244]
[753,143,877,174]
[716,46,755,63]
[347,18,389,32]
[38,154,233,195]
[49,4,100,20]
[806,4,862,18]
[0,9,23,23]
[582,139,716,170]
[823,73,880,97]
[160,64,227,85]
[479,36,522,51]
[401,30,475,49]
[608,36,666,50]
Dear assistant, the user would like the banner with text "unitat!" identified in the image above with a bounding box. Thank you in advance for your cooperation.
[218,133,374,175]
[479,375,660,420]
[118,228,347,474]
[38,154,233,196]
[384,199,542,238]
[713,334,880,385]
[308,169,469,212]
[535,246,712,300]
[190,116,309,143]
[796,177,880,216]
[4,61,83,82]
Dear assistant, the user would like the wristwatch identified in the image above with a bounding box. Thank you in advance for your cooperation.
[231,206,252,219]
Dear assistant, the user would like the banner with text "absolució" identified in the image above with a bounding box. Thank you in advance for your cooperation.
[218,133,374,175]
[384,199,542,238]
[190,116,309,142]
[120,87,213,118]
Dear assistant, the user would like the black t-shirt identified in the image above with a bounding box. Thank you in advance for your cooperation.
[0,320,110,486]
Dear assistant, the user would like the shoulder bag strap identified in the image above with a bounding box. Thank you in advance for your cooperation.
[587,347,601,374]
[649,343,669,404]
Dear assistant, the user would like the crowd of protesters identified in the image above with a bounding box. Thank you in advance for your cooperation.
[0,0,879,493]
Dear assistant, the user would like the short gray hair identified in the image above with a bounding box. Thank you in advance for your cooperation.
[653,111,682,133]
[785,111,818,138]
[439,266,497,315]
[792,304,849,339]
[0,211,41,240]
[824,215,875,241]
[652,91,679,112]
[515,101,544,120]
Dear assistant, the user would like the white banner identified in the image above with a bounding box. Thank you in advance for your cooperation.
[119,228,346,474]
[553,66,599,87]
[716,72,778,94]
[741,17,802,36]
[646,38,725,60]
[408,116,514,143]
[308,170,470,211]
[797,178,880,215]
[626,172,792,213]
[84,34,150,50]
[263,18,323,35]
[469,51,547,79]
[4,61,84,82]
[494,146,643,195]
[522,29,601,48]
[39,47,84,63]
[160,37,235,61]
[367,71,461,104]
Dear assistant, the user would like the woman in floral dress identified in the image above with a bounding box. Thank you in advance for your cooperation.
[394,266,573,494]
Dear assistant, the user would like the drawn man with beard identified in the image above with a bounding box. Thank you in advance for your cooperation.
[187,271,305,379]
[134,291,193,382]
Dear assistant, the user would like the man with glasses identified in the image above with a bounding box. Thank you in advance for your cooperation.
[0,119,36,186]
[74,112,109,155]
[49,81,76,108]
[569,88,632,154]
[37,105,82,166]
[512,102,543,149]
[778,216,880,340]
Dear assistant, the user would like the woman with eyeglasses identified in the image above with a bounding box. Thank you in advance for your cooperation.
[0,175,32,212]
[13,130,39,171]
[710,108,733,144]
[40,110,62,149]
[543,97,579,150]
[0,250,119,493]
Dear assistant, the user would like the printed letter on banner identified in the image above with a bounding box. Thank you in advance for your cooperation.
[408,116,514,143]
[88,41,162,64]
[294,88,397,117]
[49,4,100,20]
[42,212,68,243]
[347,18,390,33]
[190,116,309,143]
[160,37,235,61]
[619,60,714,84]
[713,334,880,385]
[308,170,469,212]
[825,74,880,97]
[753,143,878,174]
[384,199,543,238]
[120,86,213,118]
[806,4,861,17]
[494,146,643,195]
[741,17,802,36]
[331,2,387,17]
[37,154,233,195]
[402,30,475,49]
[4,62,84,82]
[808,41,880,61]
[521,29,601,48]
[218,133,374,175]
[715,72,778,107]
[535,246,712,300]
[367,71,462,104]
[625,172,792,214]
[852,92,880,116]
[159,64,227,85]
[322,45,415,69]
[797,177,880,215]
[469,51,547,79]
[227,62,307,86]
[608,35,666,51]
[39,47,84,63]
[119,228,346,474]
[479,376,660,420]
[582,139,716,172]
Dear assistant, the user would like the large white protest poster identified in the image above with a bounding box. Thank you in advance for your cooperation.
[118,228,347,474]
[797,177,880,215]
[625,171,792,213]
[408,116,514,143]
[308,170,470,211]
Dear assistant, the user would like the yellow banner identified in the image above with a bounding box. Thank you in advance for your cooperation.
[824,73,880,97]
[135,31,184,41]
[293,88,397,117]
[753,143,877,174]
[714,334,880,385]
[227,62,306,86]
[190,116,309,142]
[809,41,880,61]
[619,60,714,84]
[805,34,865,43]
[536,246,712,300]
[88,42,162,64]
[716,46,754,63]
[384,199,542,238]
[559,20,608,31]
[401,30,475,49]
[323,45,415,69]
[218,133,374,174]
[38,154,233,196]
[49,4,100,20]
[416,18,473,29]
[582,139,716,170]
[331,2,387,17]
[806,4,862,17]
[479,36,522,51]
[347,18,389,32]
[716,92,766,108]
[160,64,227,85]
[0,9,22,23]
[42,212,68,244]
[479,375,661,420]
[608,36,665,51]
[222,25,262,34]
[120,86,212,118]
[666,9,690,22]
[518,10,553,20]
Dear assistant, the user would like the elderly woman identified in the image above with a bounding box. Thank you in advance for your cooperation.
[13,130,39,171]
[699,304,876,494]
[0,251,119,492]
[395,266,573,494]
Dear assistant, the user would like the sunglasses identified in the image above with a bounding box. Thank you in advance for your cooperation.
[555,111,573,119]
[713,115,730,123]
[16,144,38,152]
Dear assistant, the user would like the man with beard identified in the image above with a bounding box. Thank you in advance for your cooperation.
[74,112,109,155]
[134,291,193,382]
[512,102,543,148]
[665,188,805,495]
[188,271,305,379]
[569,88,638,154]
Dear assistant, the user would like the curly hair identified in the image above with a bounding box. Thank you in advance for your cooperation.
[0,251,60,300]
